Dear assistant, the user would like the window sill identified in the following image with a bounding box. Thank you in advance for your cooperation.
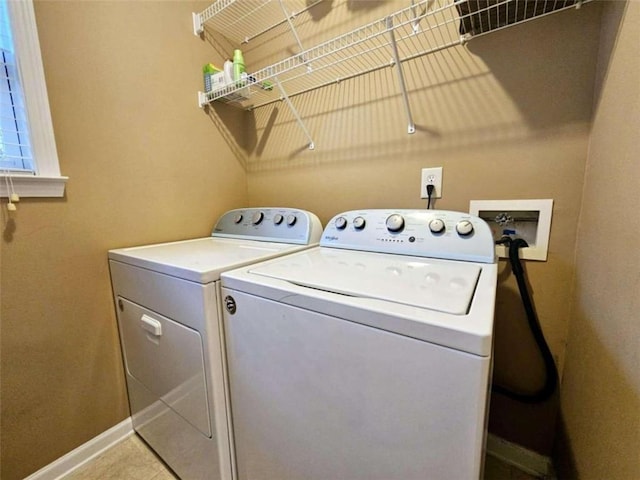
[1,175,68,198]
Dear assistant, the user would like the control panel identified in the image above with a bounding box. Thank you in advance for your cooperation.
[212,208,322,244]
[321,210,495,263]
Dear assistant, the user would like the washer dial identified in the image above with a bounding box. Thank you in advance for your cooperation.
[286,214,297,226]
[335,217,347,230]
[234,214,243,224]
[273,214,284,225]
[456,220,474,236]
[353,216,366,230]
[386,214,405,233]
[429,218,445,234]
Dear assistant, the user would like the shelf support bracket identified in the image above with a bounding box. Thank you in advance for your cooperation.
[198,91,208,108]
[410,0,428,34]
[386,16,415,134]
[274,77,315,150]
[278,0,311,71]
[192,12,203,36]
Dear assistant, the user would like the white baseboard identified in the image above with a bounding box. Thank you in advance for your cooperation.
[24,418,134,480]
[486,433,555,478]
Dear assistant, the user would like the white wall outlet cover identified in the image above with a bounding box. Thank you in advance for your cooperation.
[420,167,443,199]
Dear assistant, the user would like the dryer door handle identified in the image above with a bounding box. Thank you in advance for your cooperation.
[140,314,162,337]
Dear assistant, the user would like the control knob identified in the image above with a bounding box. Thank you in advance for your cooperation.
[456,220,474,236]
[386,214,405,233]
[286,214,297,226]
[429,218,445,234]
[252,211,264,225]
[273,214,283,225]
[335,216,347,230]
[353,216,366,230]
[234,214,243,224]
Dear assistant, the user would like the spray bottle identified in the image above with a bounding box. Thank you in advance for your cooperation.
[233,49,245,85]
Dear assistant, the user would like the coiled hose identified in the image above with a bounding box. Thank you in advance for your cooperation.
[492,237,558,403]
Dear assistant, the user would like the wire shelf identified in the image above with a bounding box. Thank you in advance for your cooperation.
[193,0,322,44]
[199,0,590,109]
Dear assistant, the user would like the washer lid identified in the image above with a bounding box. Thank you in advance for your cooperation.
[109,237,309,283]
[250,249,481,315]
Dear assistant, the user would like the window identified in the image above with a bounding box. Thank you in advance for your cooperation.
[1,0,66,198]
[1,2,33,173]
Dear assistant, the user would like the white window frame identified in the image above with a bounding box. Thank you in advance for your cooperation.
[1,0,67,198]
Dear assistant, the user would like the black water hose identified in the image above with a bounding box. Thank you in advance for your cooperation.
[492,237,558,403]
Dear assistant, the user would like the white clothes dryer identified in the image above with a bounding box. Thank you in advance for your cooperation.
[221,209,497,480]
[108,208,322,480]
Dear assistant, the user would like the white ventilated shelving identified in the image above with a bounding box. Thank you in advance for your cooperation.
[193,0,320,51]
[195,0,592,149]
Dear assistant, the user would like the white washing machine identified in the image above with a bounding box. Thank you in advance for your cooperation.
[221,209,497,480]
[108,208,322,480]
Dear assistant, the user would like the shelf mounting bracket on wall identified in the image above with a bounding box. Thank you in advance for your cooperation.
[274,77,315,150]
[278,0,311,71]
[410,0,428,33]
[386,16,415,134]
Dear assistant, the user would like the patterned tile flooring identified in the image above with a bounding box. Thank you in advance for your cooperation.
[60,434,539,480]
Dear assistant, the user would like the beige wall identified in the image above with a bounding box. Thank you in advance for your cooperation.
[247,1,601,455]
[0,2,247,479]
[557,1,640,478]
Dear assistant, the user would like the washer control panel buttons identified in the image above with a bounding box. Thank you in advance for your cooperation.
[320,210,495,263]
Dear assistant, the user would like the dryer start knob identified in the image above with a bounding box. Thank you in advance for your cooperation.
[386,214,405,233]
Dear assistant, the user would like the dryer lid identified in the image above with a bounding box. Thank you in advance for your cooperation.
[250,249,482,315]
[109,237,307,283]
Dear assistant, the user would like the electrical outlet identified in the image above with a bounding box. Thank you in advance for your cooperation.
[420,167,443,199]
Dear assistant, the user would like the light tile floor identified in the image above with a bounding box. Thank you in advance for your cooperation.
[61,435,177,480]
[61,434,539,480]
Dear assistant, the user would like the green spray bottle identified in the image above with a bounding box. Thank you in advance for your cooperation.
[233,49,245,85]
